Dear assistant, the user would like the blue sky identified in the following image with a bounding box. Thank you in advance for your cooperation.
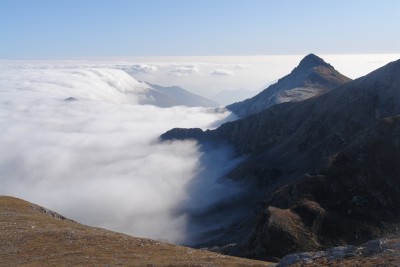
[1,0,399,58]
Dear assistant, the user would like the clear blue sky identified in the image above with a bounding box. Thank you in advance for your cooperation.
[1,0,399,58]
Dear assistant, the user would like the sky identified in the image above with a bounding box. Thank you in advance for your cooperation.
[1,0,400,58]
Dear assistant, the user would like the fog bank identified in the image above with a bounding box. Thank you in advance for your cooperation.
[0,66,240,243]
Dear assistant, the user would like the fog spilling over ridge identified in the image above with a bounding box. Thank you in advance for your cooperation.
[0,64,240,243]
[2,54,399,99]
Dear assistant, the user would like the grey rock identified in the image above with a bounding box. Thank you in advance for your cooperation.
[389,241,400,249]
[361,239,385,255]
[312,251,327,259]
[278,252,313,267]
[326,245,359,260]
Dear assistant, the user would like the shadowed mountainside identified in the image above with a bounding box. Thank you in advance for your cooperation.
[247,115,400,258]
[161,57,400,260]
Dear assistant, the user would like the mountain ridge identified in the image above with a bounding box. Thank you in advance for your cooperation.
[161,57,400,259]
[226,54,351,117]
[146,82,219,107]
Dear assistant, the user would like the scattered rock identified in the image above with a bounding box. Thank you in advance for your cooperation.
[32,205,73,222]
[326,245,359,260]
[277,237,399,266]
[278,252,313,267]
[361,239,386,255]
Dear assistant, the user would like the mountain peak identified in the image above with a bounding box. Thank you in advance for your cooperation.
[297,53,331,69]
[227,54,351,117]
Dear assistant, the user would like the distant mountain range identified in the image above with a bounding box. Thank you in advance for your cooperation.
[210,89,261,106]
[145,82,219,108]
[161,55,400,260]
[227,54,351,117]
[49,68,218,108]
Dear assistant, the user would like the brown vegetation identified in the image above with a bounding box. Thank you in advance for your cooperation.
[0,196,271,266]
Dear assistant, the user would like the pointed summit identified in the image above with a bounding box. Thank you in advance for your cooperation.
[297,53,331,70]
[227,54,351,117]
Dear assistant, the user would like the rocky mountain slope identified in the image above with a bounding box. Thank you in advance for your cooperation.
[226,54,351,117]
[161,58,400,260]
[246,115,400,259]
[0,196,270,266]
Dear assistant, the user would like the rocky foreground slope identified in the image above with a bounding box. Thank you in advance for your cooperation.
[227,54,351,117]
[161,57,400,260]
[0,196,270,266]
[3,196,398,266]
[277,237,400,266]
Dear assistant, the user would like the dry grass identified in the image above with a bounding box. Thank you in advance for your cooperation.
[0,196,272,267]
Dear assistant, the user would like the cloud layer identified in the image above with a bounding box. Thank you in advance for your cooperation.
[0,66,239,243]
[2,54,400,101]
[210,69,234,76]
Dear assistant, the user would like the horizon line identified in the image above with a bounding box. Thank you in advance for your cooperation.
[2,53,400,61]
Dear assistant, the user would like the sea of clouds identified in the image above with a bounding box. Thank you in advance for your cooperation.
[0,65,241,243]
[1,54,399,244]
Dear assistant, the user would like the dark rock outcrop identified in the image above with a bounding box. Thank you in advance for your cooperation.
[161,128,205,141]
